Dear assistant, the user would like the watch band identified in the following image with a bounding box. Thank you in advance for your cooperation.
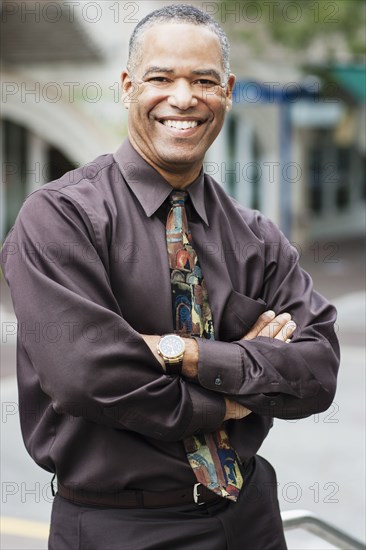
[164,358,183,376]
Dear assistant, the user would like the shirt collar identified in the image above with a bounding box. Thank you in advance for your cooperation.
[113,139,209,226]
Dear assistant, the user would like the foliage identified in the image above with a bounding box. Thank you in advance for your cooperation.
[222,0,365,59]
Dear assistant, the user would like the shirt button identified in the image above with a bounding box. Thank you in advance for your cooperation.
[214,376,222,386]
[269,400,277,406]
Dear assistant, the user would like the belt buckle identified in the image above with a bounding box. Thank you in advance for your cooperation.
[193,483,205,505]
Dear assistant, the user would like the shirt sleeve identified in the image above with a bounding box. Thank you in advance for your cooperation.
[0,189,225,440]
[195,217,340,420]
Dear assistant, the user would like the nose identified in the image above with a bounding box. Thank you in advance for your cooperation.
[167,79,198,110]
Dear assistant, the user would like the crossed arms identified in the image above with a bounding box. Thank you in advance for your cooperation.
[0,189,340,442]
[142,310,297,421]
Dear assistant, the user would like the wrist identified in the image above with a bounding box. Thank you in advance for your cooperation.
[181,337,199,379]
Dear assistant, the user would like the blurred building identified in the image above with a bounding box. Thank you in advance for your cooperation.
[1,0,132,239]
[299,65,366,241]
[208,66,366,244]
[1,0,365,245]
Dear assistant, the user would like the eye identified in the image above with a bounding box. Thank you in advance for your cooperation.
[194,79,219,88]
[146,76,171,85]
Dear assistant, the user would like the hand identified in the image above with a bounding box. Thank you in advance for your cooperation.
[242,310,296,343]
[224,398,252,421]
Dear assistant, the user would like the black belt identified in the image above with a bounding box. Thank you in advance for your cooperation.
[57,482,220,508]
[57,458,253,509]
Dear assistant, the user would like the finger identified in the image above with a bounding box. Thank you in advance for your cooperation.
[243,310,275,340]
[225,399,252,420]
[231,405,251,420]
[240,407,252,418]
[226,401,242,418]
[275,320,296,341]
[257,312,291,338]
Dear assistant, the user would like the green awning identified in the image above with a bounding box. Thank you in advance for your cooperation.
[330,66,366,103]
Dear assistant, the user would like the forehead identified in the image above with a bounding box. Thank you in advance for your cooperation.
[136,22,223,73]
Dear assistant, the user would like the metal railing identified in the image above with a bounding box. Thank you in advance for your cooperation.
[281,510,365,550]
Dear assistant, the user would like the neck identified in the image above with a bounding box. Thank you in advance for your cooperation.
[128,137,202,189]
[156,167,201,189]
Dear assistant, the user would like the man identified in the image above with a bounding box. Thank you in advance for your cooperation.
[1,4,339,549]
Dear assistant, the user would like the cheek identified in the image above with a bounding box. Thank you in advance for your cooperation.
[203,94,227,119]
[129,103,154,126]
[135,90,168,116]
[201,85,227,103]
[212,94,228,111]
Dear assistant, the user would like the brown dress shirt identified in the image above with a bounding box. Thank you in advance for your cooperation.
[0,139,340,493]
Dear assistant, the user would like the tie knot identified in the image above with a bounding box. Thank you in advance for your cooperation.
[170,191,188,206]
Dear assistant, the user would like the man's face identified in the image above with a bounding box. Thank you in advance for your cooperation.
[121,23,236,179]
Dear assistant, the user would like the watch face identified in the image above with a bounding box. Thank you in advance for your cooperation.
[159,335,185,359]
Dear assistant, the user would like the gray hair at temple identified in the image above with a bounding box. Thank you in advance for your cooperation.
[127,4,231,85]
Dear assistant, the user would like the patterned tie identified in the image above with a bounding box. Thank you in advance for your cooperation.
[166,190,243,502]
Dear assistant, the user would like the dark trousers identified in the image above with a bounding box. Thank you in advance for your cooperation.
[48,456,287,550]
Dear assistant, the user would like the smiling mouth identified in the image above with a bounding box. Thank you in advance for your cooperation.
[159,119,203,130]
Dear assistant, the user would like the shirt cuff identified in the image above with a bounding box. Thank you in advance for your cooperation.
[195,338,244,394]
[184,385,226,436]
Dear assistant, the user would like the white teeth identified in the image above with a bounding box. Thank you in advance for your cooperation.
[162,120,199,129]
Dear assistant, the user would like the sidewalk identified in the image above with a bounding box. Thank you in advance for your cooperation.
[266,237,366,544]
[299,237,365,347]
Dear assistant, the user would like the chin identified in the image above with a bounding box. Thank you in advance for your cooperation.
[162,153,200,168]
[158,146,203,166]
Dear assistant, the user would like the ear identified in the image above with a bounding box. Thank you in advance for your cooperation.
[121,70,133,107]
[225,74,236,112]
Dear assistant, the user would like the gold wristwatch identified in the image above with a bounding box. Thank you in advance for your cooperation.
[157,334,185,375]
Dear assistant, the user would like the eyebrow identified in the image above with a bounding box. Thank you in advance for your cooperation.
[142,67,174,79]
[142,67,222,82]
[191,69,222,82]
